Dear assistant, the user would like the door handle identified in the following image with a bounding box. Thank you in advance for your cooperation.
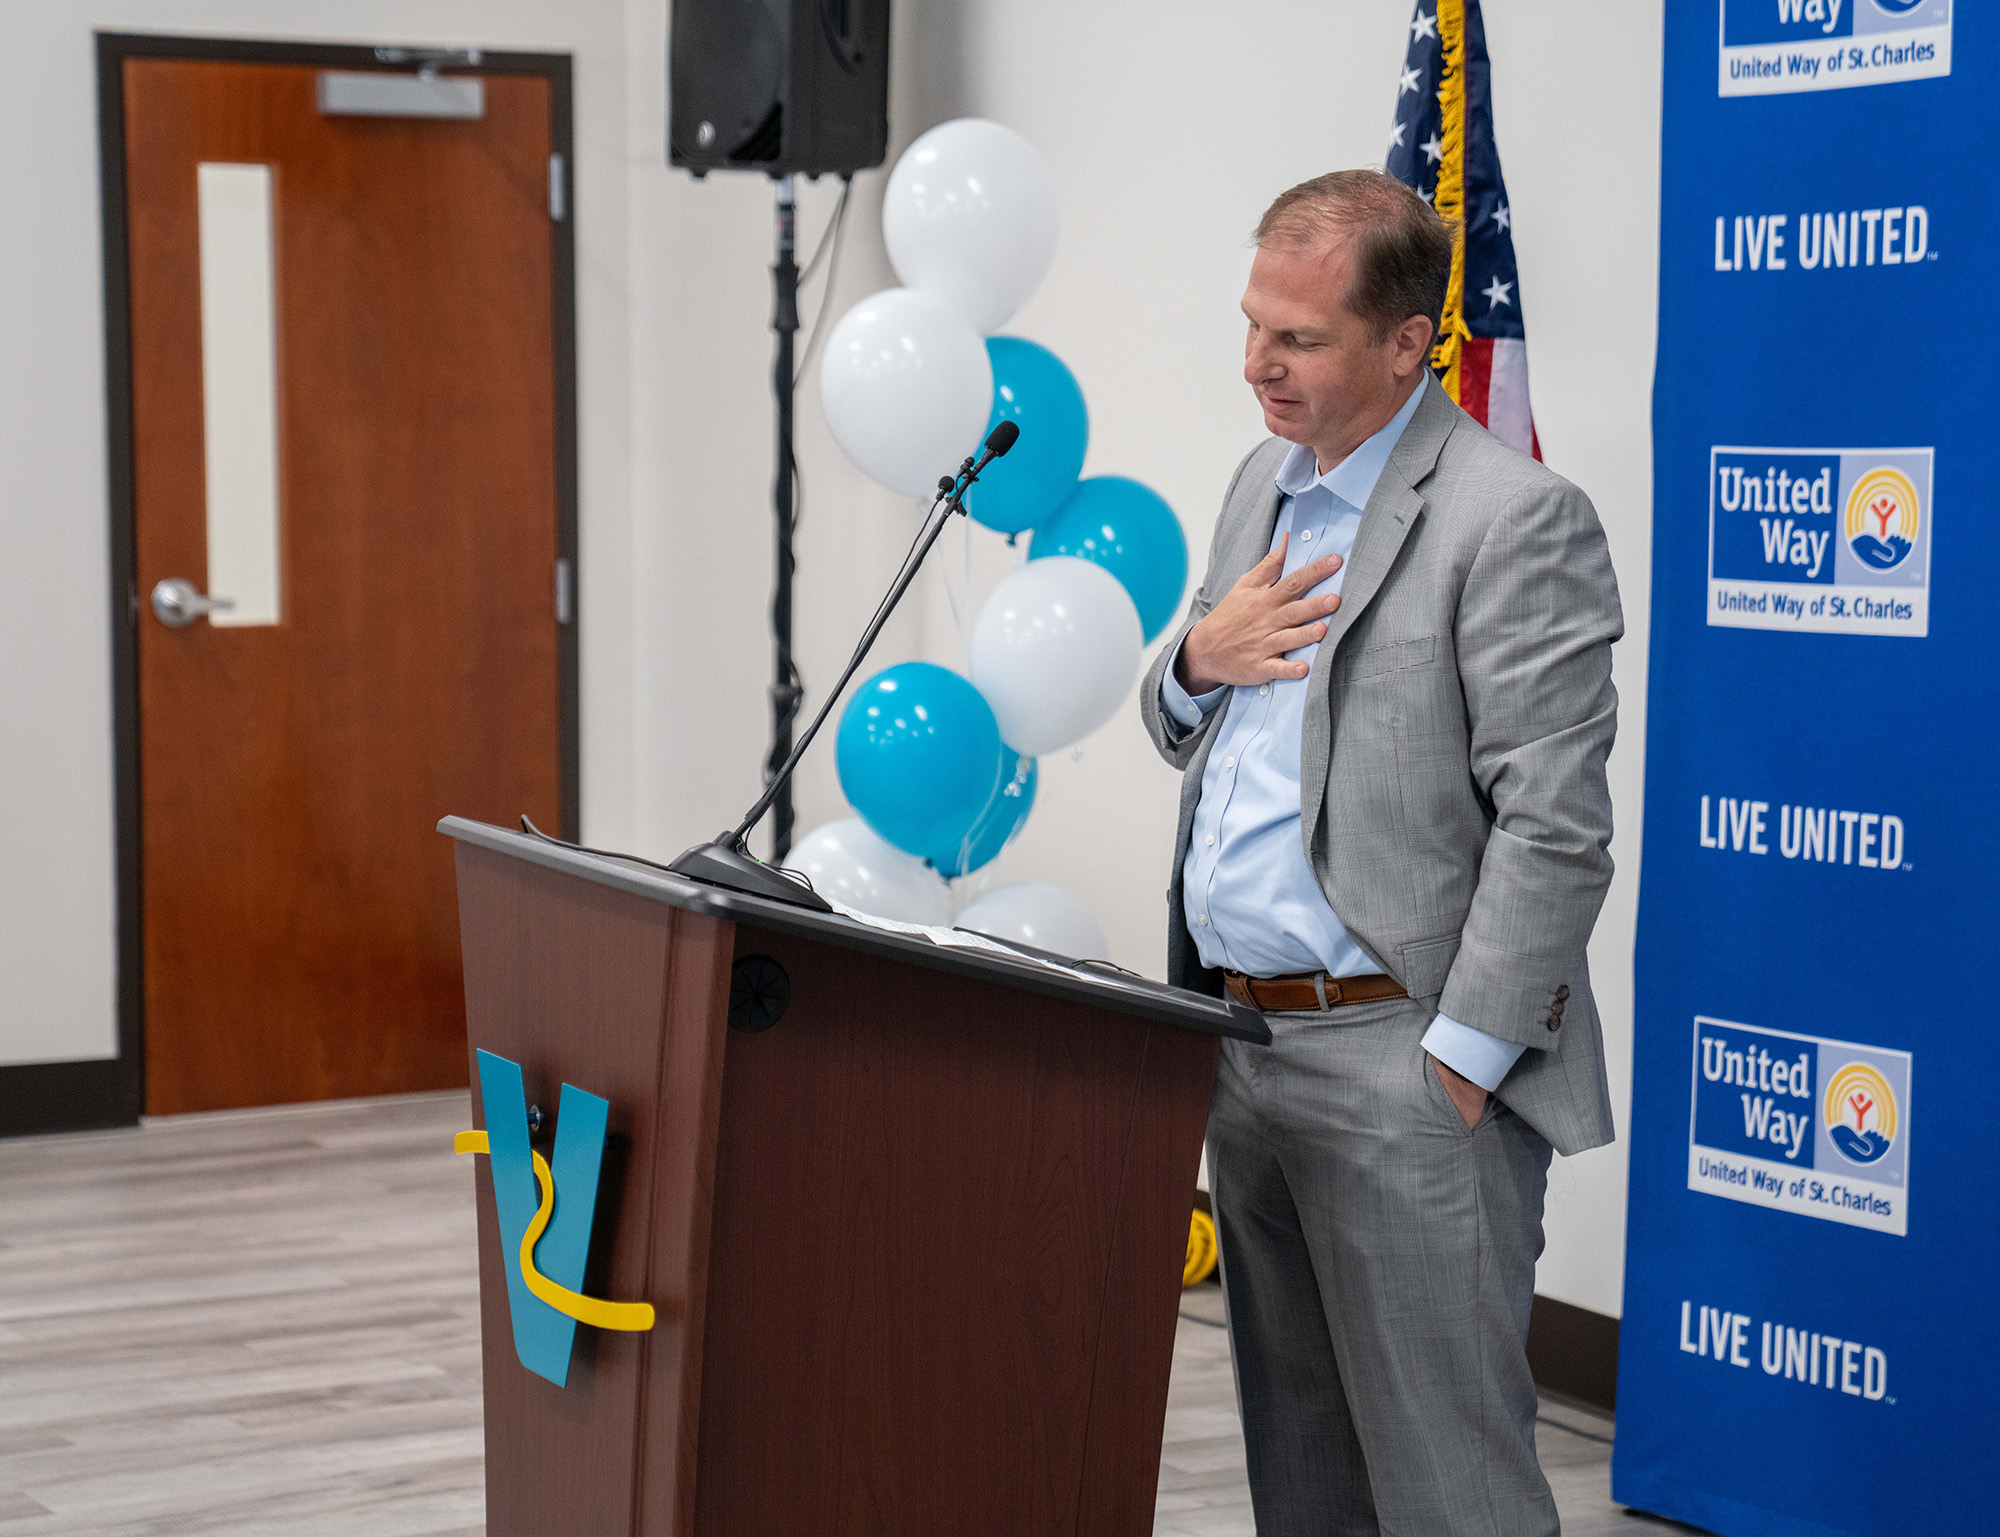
[150,578,236,629]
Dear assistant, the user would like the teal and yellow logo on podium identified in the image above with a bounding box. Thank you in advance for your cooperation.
[456,1049,655,1386]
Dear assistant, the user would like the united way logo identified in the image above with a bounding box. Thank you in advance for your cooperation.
[1707,446,1931,637]
[1687,1016,1912,1235]
[456,1049,656,1387]
[1845,467,1919,571]
[1824,1060,1898,1164]
[1719,0,1951,95]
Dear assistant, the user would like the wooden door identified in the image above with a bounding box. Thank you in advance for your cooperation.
[123,58,566,1114]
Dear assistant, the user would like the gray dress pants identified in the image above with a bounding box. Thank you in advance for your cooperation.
[1206,996,1557,1537]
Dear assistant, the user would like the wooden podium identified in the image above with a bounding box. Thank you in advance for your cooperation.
[441,817,1266,1537]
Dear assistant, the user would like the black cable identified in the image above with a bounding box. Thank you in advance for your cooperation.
[1074,956,1149,980]
[760,174,854,856]
[798,175,850,287]
[767,183,804,859]
[784,176,856,545]
[794,177,854,386]
[766,411,804,816]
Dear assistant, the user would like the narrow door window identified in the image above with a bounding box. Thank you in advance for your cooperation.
[196,162,282,626]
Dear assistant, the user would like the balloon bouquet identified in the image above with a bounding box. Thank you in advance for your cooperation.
[790,119,1188,961]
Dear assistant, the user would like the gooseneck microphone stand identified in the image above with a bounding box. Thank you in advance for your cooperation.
[667,421,1022,911]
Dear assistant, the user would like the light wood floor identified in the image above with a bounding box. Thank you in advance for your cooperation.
[0,1092,1699,1535]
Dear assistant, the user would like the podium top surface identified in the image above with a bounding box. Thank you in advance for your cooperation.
[440,817,1269,1044]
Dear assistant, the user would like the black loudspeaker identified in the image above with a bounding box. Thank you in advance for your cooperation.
[669,0,891,177]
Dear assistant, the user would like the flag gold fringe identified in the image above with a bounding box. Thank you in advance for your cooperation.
[1430,0,1469,404]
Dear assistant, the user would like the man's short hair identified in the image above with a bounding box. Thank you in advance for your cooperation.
[1254,169,1457,343]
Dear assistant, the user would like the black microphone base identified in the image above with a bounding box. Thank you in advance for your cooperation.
[667,837,834,912]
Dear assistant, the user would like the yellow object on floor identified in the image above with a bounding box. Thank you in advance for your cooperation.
[1184,1208,1219,1287]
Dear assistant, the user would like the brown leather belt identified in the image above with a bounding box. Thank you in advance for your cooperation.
[1223,969,1408,1013]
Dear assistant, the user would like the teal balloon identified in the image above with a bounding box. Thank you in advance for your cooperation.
[1028,476,1188,642]
[927,747,1036,877]
[836,663,1003,860]
[973,338,1089,535]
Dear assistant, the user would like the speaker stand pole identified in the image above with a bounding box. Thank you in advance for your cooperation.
[766,174,802,863]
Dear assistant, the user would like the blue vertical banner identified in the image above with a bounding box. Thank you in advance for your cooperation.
[1616,4,1992,1535]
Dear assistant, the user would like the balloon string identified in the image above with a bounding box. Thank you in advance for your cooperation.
[961,514,974,665]
[938,502,970,660]
[943,516,977,894]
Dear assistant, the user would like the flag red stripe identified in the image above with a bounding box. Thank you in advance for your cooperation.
[1458,336,1494,427]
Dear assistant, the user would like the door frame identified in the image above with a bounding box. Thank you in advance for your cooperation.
[0,34,581,1137]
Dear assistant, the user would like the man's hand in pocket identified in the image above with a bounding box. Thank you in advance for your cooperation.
[1430,1052,1488,1130]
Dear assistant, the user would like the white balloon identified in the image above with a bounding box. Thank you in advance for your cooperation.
[784,818,952,925]
[819,287,993,497]
[969,557,1142,755]
[883,119,1059,334]
[956,882,1108,961]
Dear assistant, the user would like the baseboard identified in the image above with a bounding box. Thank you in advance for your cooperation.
[1526,1293,1619,1414]
[0,1058,141,1138]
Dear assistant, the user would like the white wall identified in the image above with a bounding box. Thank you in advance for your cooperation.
[1,0,1659,1318]
[0,0,636,1067]
[622,0,916,869]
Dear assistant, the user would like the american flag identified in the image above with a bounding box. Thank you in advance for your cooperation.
[1385,0,1541,461]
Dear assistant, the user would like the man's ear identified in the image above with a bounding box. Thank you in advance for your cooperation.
[1394,314,1435,379]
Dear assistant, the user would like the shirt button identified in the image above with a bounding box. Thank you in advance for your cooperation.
[1259,684,1270,696]
[1205,834,1215,846]
[1224,756,1235,768]
[1300,529,1312,541]
[1197,914,1210,927]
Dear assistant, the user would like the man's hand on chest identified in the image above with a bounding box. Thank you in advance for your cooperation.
[1177,534,1346,695]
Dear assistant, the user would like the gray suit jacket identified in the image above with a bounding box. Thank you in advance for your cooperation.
[1140,375,1621,1156]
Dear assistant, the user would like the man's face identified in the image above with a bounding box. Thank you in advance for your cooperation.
[1241,234,1427,465]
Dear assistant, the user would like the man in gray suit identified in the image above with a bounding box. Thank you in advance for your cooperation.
[1140,170,1621,1535]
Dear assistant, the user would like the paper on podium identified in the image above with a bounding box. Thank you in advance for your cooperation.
[821,896,1112,979]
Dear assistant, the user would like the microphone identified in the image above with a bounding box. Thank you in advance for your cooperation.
[668,422,1024,910]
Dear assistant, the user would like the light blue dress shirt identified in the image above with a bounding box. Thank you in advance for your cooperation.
[1161,385,1524,1093]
